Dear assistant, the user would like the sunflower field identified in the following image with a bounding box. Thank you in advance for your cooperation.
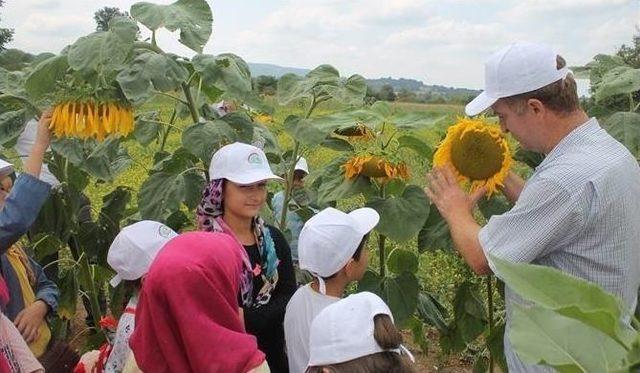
[1,0,639,371]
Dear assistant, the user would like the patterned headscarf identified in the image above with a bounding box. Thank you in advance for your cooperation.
[196,179,280,307]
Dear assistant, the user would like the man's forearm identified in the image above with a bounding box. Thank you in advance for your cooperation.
[501,171,525,204]
[447,212,490,275]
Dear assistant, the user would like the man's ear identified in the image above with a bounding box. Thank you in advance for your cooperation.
[527,98,545,115]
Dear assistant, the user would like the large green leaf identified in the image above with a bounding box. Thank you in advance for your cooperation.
[51,137,132,181]
[277,65,365,106]
[320,74,367,106]
[192,53,253,101]
[584,54,626,87]
[604,111,640,157]
[220,112,255,143]
[595,66,640,102]
[478,194,511,220]
[514,148,545,169]
[133,111,162,146]
[116,52,189,105]
[390,111,448,130]
[491,255,633,346]
[357,270,420,326]
[440,281,487,353]
[24,55,68,102]
[182,120,236,166]
[284,115,336,146]
[0,109,29,146]
[397,134,433,159]
[0,67,27,97]
[510,304,627,372]
[386,248,419,275]
[138,148,206,220]
[367,185,429,242]
[67,17,138,73]
[57,269,79,320]
[418,207,452,252]
[131,0,213,53]
[416,291,449,333]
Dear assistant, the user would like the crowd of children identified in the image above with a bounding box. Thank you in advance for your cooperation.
[0,110,415,372]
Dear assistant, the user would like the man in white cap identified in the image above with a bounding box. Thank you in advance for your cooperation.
[283,207,379,373]
[271,157,312,265]
[104,220,177,373]
[424,42,640,371]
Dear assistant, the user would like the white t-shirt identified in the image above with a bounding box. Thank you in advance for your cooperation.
[284,284,339,373]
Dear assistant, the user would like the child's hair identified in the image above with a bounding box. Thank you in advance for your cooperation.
[306,314,415,373]
[321,234,369,280]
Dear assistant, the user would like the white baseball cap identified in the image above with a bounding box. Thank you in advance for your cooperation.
[294,157,309,174]
[465,42,572,116]
[107,221,178,287]
[308,292,414,367]
[0,159,13,179]
[298,207,379,279]
[209,142,283,185]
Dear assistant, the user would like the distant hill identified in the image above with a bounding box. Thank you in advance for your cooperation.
[247,62,480,97]
[248,63,311,78]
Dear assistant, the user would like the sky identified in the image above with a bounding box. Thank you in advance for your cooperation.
[2,0,639,89]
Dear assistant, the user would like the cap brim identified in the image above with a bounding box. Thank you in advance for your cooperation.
[226,171,284,185]
[109,274,122,287]
[349,208,380,235]
[465,91,498,116]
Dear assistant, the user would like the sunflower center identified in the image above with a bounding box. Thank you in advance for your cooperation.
[450,130,505,181]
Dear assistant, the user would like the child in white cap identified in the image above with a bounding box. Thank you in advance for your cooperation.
[196,142,296,372]
[103,220,177,373]
[284,207,379,373]
[306,292,415,373]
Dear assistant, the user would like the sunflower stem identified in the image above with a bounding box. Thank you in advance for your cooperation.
[487,275,495,373]
[151,30,157,48]
[279,95,318,231]
[181,82,200,123]
[133,41,165,55]
[378,184,387,278]
[160,109,177,152]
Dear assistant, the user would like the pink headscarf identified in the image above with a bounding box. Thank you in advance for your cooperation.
[129,232,265,373]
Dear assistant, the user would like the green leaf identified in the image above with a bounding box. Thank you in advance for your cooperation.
[0,66,27,96]
[514,148,545,169]
[57,269,79,320]
[192,53,253,101]
[67,17,138,73]
[24,55,68,102]
[131,0,213,53]
[116,52,189,105]
[220,112,255,143]
[319,137,353,152]
[389,111,448,130]
[418,207,452,252]
[406,316,429,354]
[277,65,365,106]
[487,322,508,373]
[182,120,236,166]
[0,109,29,146]
[357,270,420,326]
[595,66,640,102]
[133,111,162,146]
[490,255,633,346]
[478,194,511,219]
[138,148,206,220]
[284,115,338,146]
[367,185,429,242]
[31,233,66,264]
[387,248,419,275]
[51,137,132,181]
[440,282,487,353]
[397,134,433,159]
[604,111,640,157]
[416,291,449,333]
[510,304,627,372]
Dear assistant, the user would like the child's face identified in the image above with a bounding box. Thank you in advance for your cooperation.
[223,180,268,220]
[0,176,13,210]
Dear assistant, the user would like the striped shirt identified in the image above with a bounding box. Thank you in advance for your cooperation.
[479,118,640,372]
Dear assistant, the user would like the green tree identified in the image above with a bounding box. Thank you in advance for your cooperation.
[617,32,640,68]
[254,75,277,95]
[378,83,396,101]
[94,6,129,31]
[0,0,14,51]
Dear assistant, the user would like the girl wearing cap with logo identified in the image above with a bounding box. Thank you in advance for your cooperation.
[283,207,379,373]
[129,231,270,373]
[306,292,415,373]
[197,142,296,372]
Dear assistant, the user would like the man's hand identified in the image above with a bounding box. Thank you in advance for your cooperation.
[14,300,48,343]
[424,166,486,222]
[35,110,53,150]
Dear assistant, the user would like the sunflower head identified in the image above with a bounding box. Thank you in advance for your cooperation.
[343,154,409,183]
[433,117,512,195]
[49,100,134,141]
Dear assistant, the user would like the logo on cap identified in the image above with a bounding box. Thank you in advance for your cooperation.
[158,225,174,238]
[247,152,263,165]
